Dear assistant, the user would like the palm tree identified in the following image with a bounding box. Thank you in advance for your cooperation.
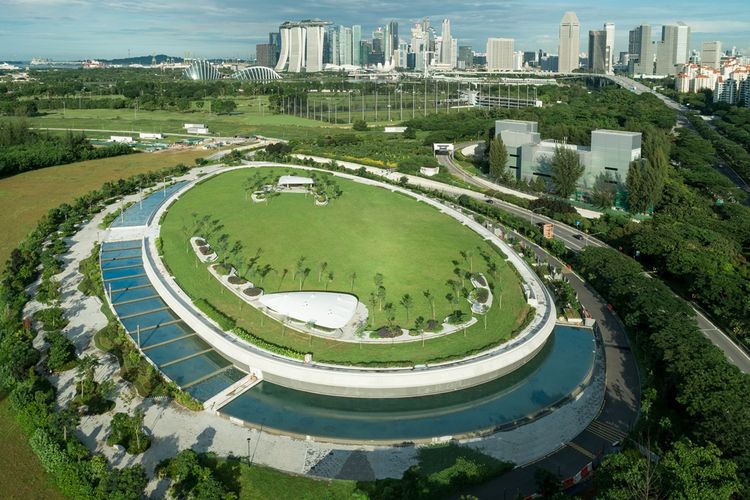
[453,267,465,288]
[318,261,328,283]
[299,267,311,290]
[383,302,396,332]
[76,354,99,399]
[368,292,378,325]
[414,316,425,347]
[278,268,289,290]
[377,286,386,311]
[325,271,334,291]
[400,294,413,323]
[294,256,307,281]
[423,289,436,320]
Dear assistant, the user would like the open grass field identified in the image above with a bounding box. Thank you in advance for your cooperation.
[5,97,350,140]
[160,168,529,366]
[0,148,206,266]
[0,396,64,500]
[231,462,359,500]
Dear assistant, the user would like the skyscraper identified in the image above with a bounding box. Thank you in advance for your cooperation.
[256,44,276,67]
[701,41,722,69]
[559,11,580,73]
[628,24,654,75]
[655,23,690,75]
[604,23,615,74]
[352,25,362,66]
[486,38,514,71]
[588,30,607,74]
[385,20,399,64]
[275,20,331,73]
[440,19,455,68]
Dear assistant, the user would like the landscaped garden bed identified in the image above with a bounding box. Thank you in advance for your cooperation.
[243,287,263,297]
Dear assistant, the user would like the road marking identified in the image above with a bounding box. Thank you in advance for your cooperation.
[567,441,596,459]
[586,421,627,443]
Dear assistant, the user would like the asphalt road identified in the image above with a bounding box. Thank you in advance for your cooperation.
[453,207,640,498]
[437,154,750,374]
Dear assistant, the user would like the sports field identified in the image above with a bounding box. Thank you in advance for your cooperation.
[12,97,349,140]
[160,168,529,365]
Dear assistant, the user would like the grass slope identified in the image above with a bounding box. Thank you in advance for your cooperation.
[161,168,528,365]
[0,148,204,266]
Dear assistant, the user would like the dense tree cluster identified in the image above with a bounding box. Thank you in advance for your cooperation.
[0,164,189,498]
[575,247,750,496]
[0,121,135,178]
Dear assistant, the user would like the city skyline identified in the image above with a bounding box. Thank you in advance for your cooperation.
[2,0,750,60]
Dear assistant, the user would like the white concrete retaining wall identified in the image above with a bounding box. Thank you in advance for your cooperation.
[138,163,556,398]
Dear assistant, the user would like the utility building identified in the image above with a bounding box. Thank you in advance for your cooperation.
[495,120,642,189]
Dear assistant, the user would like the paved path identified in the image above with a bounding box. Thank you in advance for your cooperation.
[22,164,606,499]
[457,218,640,497]
[31,126,214,138]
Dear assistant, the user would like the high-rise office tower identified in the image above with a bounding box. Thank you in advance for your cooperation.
[588,30,607,73]
[337,25,352,65]
[655,22,690,75]
[559,11,580,73]
[486,38,514,71]
[256,44,276,67]
[385,20,398,63]
[604,23,615,74]
[410,22,426,71]
[628,24,654,75]
[701,41,722,69]
[458,45,473,68]
[352,25,362,65]
[383,24,393,61]
[440,19,454,67]
[269,32,281,65]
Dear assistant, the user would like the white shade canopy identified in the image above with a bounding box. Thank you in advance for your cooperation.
[259,292,357,329]
[278,175,314,186]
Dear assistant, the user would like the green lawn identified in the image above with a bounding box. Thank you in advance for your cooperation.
[160,167,529,366]
[9,97,350,140]
[231,463,359,500]
[0,396,64,500]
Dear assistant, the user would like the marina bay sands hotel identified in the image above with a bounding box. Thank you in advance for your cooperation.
[274,20,331,73]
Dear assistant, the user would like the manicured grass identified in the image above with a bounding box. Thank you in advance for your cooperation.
[232,462,359,500]
[7,97,349,140]
[0,148,204,266]
[160,167,529,366]
[0,395,64,500]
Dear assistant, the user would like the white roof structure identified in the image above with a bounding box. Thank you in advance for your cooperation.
[278,175,314,186]
[259,292,358,329]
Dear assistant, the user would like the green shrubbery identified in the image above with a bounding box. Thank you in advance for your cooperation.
[195,298,236,330]
[233,327,305,360]
[107,411,151,454]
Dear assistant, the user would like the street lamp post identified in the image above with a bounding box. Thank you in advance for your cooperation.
[529,207,546,227]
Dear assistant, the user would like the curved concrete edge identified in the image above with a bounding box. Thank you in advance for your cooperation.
[210,327,603,446]
[141,163,557,398]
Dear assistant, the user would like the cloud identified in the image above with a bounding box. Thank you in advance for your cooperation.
[1,0,749,59]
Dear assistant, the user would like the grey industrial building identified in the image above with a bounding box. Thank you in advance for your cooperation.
[495,120,642,189]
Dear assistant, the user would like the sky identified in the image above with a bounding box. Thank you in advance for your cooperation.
[1,0,749,61]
